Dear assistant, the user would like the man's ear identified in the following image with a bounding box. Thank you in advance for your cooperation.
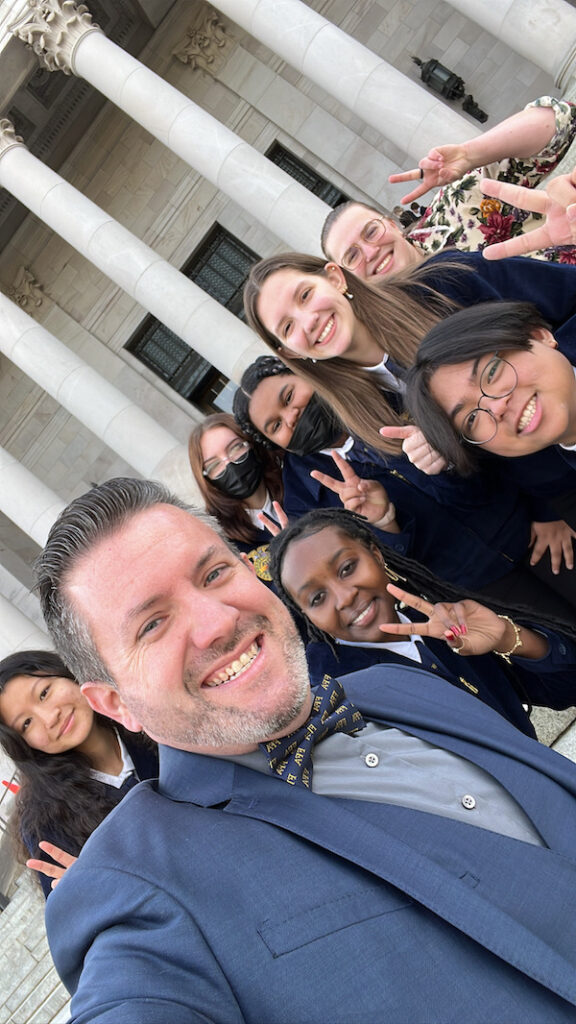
[81,682,142,733]
[323,262,347,292]
[240,552,257,575]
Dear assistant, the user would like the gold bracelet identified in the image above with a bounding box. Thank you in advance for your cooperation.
[494,615,522,664]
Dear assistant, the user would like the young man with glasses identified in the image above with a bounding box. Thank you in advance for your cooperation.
[321,97,576,279]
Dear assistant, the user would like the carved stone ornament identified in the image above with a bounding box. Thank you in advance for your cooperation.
[173,7,228,73]
[8,267,45,309]
[9,0,101,76]
[0,119,25,158]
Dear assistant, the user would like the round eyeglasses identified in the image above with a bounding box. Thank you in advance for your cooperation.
[202,439,251,480]
[341,218,388,271]
[460,355,518,445]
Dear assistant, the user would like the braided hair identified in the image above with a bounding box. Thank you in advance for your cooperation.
[232,355,292,448]
[269,507,576,644]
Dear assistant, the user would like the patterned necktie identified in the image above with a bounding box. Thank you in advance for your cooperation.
[260,676,366,788]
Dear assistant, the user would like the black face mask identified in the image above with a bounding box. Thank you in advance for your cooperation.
[287,395,345,456]
[210,449,264,500]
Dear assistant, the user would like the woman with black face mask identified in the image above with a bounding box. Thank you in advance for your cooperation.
[233,356,576,618]
[188,413,285,580]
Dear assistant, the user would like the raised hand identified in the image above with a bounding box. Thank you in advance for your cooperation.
[310,450,398,529]
[26,840,78,890]
[389,144,471,204]
[480,174,576,259]
[378,583,547,660]
[379,424,447,474]
[529,519,576,574]
[257,501,289,538]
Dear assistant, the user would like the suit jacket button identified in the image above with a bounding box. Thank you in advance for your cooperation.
[461,794,476,810]
[364,752,379,767]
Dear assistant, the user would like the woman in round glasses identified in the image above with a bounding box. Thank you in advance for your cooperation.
[188,413,284,574]
[406,301,576,481]
[233,355,576,615]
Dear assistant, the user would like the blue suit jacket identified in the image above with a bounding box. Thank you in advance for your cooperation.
[47,667,576,1023]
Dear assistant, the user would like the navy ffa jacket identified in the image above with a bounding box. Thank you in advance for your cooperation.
[47,666,576,1023]
[305,620,576,739]
[282,446,532,590]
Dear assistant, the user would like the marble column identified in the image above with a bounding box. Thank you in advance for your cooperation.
[0,120,265,386]
[0,287,183,480]
[209,0,474,153]
[445,0,576,90]
[0,597,50,655]
[0,448,65,548]
[10,0,328,253]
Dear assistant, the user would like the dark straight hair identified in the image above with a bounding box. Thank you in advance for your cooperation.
[0,649,155,866]
[406,301,551,474]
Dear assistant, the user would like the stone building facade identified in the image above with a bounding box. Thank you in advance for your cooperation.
[0,1,575,1019]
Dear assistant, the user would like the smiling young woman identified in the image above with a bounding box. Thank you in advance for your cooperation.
[268,508,576,738]
[243,246,576,460]
[0,650,158,897]
[406,301,576,475]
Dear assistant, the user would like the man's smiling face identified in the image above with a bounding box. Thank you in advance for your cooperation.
[68,504,312,755]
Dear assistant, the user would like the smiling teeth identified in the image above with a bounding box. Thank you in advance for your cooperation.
[351,601,373,626]
[317,316,334,344]
[376,253,393,273]
[518,396,536,433]
[205,642,259,687]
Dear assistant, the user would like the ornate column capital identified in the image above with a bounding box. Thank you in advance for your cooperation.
[173,7,229,73]
[0,119,26,159]
[9,0,101,76]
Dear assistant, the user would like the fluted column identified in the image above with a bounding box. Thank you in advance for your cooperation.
[445,0,576,90]
[0,120,265,384]
[209,0,474,153]
[10,0,328,252]
[0,597,50,655]
[0,287,182,479]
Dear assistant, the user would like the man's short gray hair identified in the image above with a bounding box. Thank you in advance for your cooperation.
[34,477,229,686]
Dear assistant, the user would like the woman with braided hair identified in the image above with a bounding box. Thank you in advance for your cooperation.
[268,508,576,739]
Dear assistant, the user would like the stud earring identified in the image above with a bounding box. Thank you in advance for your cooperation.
[345,291,354,300]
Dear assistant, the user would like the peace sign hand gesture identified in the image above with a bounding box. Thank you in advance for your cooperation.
[480,173,576,259]
[388,144,471,204]
[378,584,545,660]
[310,451,399,530]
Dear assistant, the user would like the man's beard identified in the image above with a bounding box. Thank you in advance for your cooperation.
[137,614,311,752]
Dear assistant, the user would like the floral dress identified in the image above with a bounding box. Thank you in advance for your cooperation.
[409,96,576,264]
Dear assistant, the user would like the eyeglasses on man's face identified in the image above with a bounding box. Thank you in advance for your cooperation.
[203,439,251,480]
[460,354,519,445]
[341,218,388,271]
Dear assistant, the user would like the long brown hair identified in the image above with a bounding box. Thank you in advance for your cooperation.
[243,252,458,453]
[188,413,284,545]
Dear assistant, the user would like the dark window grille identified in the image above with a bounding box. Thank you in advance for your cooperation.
[127,150,345,412]
[126,225,260,412]
[266,142,348,207]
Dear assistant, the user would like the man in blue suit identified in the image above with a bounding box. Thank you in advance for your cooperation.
[36,478,576,1023]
